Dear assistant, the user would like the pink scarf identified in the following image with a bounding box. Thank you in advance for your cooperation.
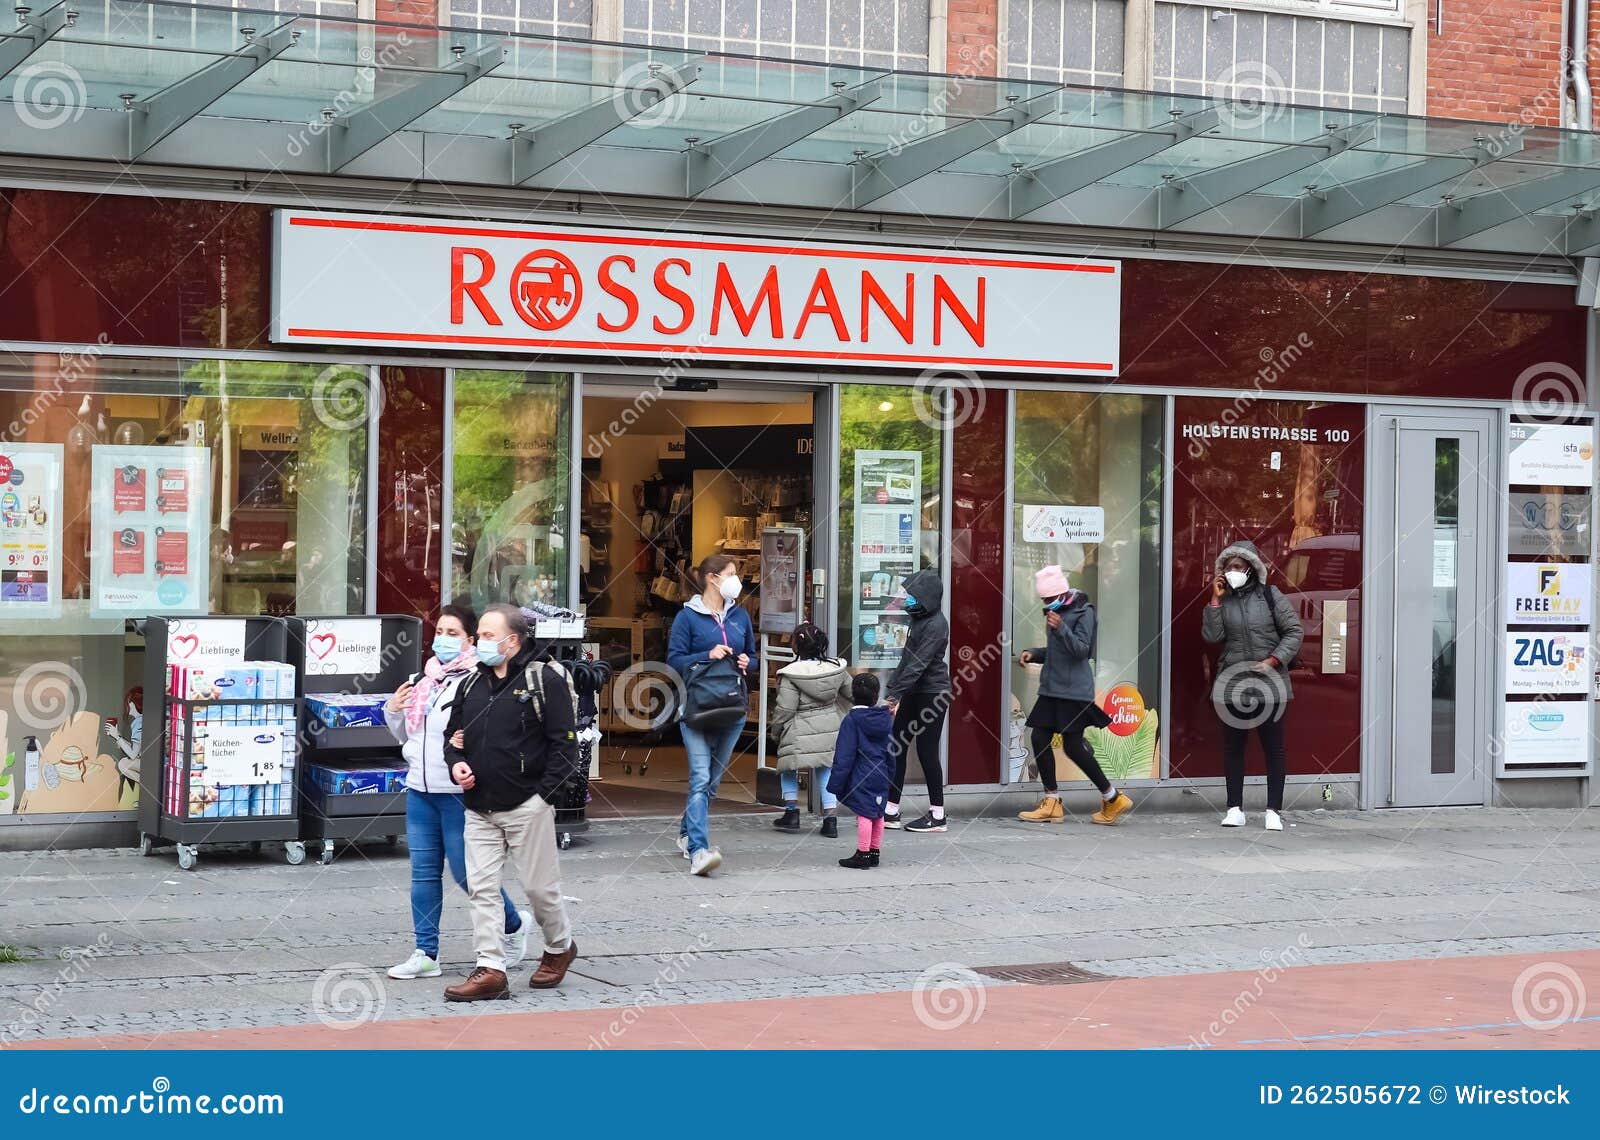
[405,646,479,734]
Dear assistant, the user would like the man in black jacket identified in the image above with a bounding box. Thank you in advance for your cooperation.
[441,604,579,1002]
[884,568,952,833]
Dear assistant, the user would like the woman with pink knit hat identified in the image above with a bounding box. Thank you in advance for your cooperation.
[1016,565,1133,825]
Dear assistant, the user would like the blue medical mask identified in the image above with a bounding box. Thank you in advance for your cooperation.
[477,638,507,667]
[1045,598,1068,613]
[432,635,463,662]
[903,594,918,610]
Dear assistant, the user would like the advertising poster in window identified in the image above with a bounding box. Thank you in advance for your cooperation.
[89,445,212,618]
[1506,490,1591,557]
[853,450,921,669]
[0,441,63,618]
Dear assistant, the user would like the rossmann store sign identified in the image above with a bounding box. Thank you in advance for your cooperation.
[271,211,1121,375]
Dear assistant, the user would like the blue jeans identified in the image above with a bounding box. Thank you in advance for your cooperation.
[407,790,519,959]
[679,719,744,856]
[780,768,837,811]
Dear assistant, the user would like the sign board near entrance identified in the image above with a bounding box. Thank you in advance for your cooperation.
[1504,631,1590,696]
[1503,699,1589,768]
[1506,562,1592,627]
[271,211,1121,375]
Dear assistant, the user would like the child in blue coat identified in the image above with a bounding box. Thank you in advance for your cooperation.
[827,673,895,869]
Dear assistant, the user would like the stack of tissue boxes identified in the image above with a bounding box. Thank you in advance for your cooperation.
[307,760,408,796]
[303,692,390,730]
[166,661,298,819]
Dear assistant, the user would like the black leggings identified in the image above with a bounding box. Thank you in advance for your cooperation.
[889,692,946,808]
[1222,709,1287,811]
[1031,727,1111,795]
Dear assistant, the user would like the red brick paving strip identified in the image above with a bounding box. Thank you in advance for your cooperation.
[20,951,1600,1051]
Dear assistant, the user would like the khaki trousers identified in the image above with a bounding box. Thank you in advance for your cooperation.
[464,794,572,971]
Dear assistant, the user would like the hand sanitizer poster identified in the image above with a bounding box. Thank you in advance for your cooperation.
[89,445,211,617]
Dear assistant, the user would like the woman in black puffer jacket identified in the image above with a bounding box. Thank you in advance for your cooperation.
[1202,539,1304,833]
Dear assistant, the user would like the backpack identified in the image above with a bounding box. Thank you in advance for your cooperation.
[457,659,580,724]
[1261,585,1300,671]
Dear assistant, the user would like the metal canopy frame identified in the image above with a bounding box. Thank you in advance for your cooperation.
[2,0,1599,263]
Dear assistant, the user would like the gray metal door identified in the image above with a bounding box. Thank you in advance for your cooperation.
[1373,412,1492,807]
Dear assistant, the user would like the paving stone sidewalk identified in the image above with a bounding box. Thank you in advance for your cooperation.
[1,805,1597,1043]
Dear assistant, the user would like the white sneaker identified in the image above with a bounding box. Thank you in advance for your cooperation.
[689,848,722,877]
[1264,810,1284,832]
[387,949,441,980]
[1221,807,1246,827]
[503,908,533,969]
[675,835,690,860]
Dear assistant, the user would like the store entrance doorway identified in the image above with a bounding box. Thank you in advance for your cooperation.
[578,381,822,820]
[1368,410,1495,808]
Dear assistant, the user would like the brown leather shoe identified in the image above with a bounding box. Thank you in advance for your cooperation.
[444,966,510,1002]
[528,940,578,989]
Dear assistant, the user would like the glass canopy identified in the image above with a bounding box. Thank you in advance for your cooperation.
[2,0,1599,258]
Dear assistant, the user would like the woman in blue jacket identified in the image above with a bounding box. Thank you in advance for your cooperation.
[667,553,758,877]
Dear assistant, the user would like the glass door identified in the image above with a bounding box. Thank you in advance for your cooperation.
[1371,411,1491,807]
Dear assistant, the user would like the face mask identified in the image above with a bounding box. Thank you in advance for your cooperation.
[1045,597,1067,613]
[903,594,919,611]
[432,635,463,662]
[718,574,742,602]
[1224,569,1250,590]
[477,638,507,667]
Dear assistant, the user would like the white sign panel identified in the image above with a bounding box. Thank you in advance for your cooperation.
[1503,700,1591,768]
[0,442,63,618]
[200,725,284,786]
[1508,423,1594,487]
[1022,505,1105,544]
[303,617,384,676]
[1506,562,1593,627]
[272,210,1122,376]
[89,445,211,617]
[165,618,248,666]
[1504,631,1591,696]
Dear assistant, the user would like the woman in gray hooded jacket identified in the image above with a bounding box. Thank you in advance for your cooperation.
[769,623,852,838]
[1202,539,1304,832]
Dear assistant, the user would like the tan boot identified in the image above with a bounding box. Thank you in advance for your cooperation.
[1092,792,1133,825]
[1018,795,1065,823]
[444,966,510,1002]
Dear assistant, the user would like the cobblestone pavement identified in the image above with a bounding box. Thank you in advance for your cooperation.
[1,805,1597,1043]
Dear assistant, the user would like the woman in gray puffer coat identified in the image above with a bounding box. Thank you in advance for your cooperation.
[770,623,852,838]
[1202,539,1304,832]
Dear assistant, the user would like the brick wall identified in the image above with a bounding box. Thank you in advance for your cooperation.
[948,0,1001,76]
[374,0,442,26]
[1425,0,1567,124]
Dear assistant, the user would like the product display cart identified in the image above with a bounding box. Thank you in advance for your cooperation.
[138,615,305,871]
[524,607,594,850]
[290,615,420,865]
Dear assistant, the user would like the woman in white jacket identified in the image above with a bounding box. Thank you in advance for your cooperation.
[383,605,528,980]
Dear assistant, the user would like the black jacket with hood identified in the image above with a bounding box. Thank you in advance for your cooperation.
[887,568,951,702]
[1201,538,1304,705]
[443,642,580,814]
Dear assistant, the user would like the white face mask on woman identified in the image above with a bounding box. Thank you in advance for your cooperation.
[718,573,742,603]
[1224,569,1250,591]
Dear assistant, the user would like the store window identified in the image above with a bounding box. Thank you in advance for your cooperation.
[0,353,372,820]
[1008,391,1163,784]
[1004,0,1126,87]
[1168,396,1364,785]
[1153,3,1409,113]
[622,0,931,70]
[836,384,942,684]
[450,369,572,613]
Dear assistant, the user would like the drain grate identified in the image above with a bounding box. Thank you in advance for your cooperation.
[972,962,1117,986]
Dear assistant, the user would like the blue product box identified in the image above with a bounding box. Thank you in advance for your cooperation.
[305,693,388,730]
[309,763,393,795]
